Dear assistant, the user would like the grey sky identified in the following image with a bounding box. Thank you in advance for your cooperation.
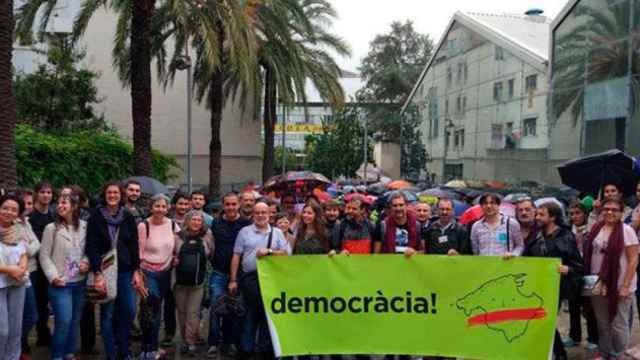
[329,0,568,73]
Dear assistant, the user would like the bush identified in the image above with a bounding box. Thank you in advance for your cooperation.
[16,125,178,194]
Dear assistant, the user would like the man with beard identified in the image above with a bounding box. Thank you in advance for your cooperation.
[240,191,257,220]
[331,196,374,255]
[324,200,342,249]
[515,198,539,248]
[124,180,147,224]
[171,191,192,227]
[422,198,471,255]
[524,202,584,360]
[191,191,214,227]
[208,192,252,359]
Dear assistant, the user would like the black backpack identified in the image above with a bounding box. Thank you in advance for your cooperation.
[175,234,207,286]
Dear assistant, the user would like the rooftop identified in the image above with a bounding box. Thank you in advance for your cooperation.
[461,11,551,61]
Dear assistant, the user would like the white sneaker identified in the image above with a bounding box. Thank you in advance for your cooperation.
[207,345,218,359]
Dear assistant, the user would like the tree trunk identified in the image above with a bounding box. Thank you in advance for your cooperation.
[130,0,154,176]
[208,69,224,199]
[0,0,18,190]
[261,65,277,183]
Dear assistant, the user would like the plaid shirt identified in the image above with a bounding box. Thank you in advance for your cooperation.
[470,215,523,256]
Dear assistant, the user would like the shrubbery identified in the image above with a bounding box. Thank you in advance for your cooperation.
[16,125,177,194]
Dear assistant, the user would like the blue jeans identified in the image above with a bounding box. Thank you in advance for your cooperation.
[208,271,241,348]
[0,285,25,360]
[140,269,171,353]
[48,281,86,360]
[100,271,137,359]
[241,292,271,353]
[22,274,38,344]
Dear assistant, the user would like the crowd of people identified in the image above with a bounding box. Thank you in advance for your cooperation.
[0,178,639,360]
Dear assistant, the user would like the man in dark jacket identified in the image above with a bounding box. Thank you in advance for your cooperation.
[331,196,375,255]
[524,201,584,360]
[423,198,471,255]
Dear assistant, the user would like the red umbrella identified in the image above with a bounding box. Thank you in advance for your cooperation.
[459,205,483,225]
[387,180,413,190]
[344,193,376,205]
[312,188,332,203]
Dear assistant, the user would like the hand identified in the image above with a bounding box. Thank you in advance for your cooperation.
[502,252,514,260]
[404,247,418,258]
[328,250,336,258]
[172,256,179,267]
[340,250,350,256]
[52,277,66,287]
[447,249,459,256]
[228,280,238,295]
[94,273,106,293]
[6,265,25,280]
[558,265,569,275]
[256,248,269,258]
[594,199,602,210]
[79,261,90,274]
[620,285,632,298]
[132,270,148,298]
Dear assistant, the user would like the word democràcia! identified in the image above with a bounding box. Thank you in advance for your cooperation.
[270,291,439,315]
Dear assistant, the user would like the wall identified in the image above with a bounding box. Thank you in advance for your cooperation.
[374,142,401,179]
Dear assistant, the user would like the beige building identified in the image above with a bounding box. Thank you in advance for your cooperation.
[13,1,262,189]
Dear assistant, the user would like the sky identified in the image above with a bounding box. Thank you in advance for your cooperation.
[329,0,569,73]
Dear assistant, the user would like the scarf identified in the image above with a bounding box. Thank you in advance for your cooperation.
[0,222,19,245]
[99,205,125,247]
[384,211,419,253]
[583,220,625,322]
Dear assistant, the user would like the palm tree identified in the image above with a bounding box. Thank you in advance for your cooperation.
[552,3,639,126]
[156,0,258,198]
[16,0,159,176]
[250,0,350,182]
[0,0,18,189]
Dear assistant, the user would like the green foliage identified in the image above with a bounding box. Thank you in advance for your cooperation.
[13,35,108,133]
[273,146,304,174]
[15,124,177,194]
[401,105,427,180]
[357,20,433,142]
[304,106,369,179]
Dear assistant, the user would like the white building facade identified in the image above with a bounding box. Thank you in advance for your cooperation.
[403,11,556,185]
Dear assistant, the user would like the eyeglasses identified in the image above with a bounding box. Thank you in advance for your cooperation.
[602,207,622,213]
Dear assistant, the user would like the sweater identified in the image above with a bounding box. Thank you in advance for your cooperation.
[39,220,89,283]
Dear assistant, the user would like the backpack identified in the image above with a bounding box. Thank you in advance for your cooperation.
[175,234,207,286]
[143,219,177,238]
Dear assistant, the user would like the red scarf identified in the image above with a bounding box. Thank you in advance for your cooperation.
[583,220,625,322]
[383,211,419,254]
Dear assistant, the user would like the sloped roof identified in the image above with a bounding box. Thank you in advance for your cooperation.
[462,12,551,61]
[401,10,552,114]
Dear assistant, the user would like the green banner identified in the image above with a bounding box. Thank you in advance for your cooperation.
[258,255,560,360]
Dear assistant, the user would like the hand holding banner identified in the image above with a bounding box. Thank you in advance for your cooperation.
[258,255,560,360]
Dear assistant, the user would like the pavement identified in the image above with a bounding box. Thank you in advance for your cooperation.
[29,306,640,360]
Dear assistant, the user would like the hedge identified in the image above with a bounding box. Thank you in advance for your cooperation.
[16,124,178,194]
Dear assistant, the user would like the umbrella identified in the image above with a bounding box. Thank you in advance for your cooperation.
[380,190,418,204]
[504,193,531,204]
[263,171,331,192]
[387,180,413,190]
[344,193,376,205]
[122,176,169,195]
[418,188,459,199]
[445,180,468,188]
[459,205,483,225]
[499,203,516,218]
[366,182,387,196]
[557,149,638,197]
[452,200,471,217]
[312,188,332,203]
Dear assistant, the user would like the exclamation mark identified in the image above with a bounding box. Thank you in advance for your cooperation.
[431,293,437,314]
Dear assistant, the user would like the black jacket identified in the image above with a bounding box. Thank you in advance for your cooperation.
[86,207,140,274]
[523,226,585,300]
[423,219,471,255]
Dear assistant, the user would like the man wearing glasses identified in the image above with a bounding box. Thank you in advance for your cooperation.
[470,193,523,258]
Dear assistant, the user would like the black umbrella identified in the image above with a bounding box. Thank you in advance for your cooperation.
[557,150,638,197]
[122,176,170,195]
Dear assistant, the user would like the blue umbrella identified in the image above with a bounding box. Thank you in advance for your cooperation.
[453,200,470,217]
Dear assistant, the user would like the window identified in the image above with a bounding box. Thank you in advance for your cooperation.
[454,129,465,149]
[456,96,462,113]
[447,67,453,87]
[523,118,537,136]
[457,63,463,84]
[463,63,468,84]
[445,98,449,115]
[495,46,504,60]
[428,87,439,138]
[526,75,538,92]
[491,124,503,148]
[445,131,450,148]
[462,96,467,114]
[508,79,515,99]
[493,82,503,101]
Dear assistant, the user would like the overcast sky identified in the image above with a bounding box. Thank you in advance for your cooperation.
[329,0,569,73]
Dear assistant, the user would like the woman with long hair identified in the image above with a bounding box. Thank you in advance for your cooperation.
[137,194,179,359]
[291,200,330,255]
[0,194,31,360]
[174,210,213,356]
[584,198,639,359]
[39,194,89,360]
[86,181,141,360]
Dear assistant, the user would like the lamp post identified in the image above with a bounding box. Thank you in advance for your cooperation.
[281,105,287,176]
[442,118,455,184]
[362,112,368,185]
[172,49,193,193]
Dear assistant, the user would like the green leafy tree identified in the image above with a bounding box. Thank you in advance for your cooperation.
[272,146,303,174]
[358,20,433,141]
[305,106,369,179]
[0,0,18,189]
[401,104,427,180]
[13,35,108,133]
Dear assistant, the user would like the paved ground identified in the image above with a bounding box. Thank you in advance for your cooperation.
[29,306,640,359]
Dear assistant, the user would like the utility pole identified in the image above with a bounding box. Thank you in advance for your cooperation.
[186,42,193,194]
[281,105,287,175]
[363,113,368,185]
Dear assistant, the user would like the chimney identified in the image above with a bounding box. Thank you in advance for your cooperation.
[524,8,547,23]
